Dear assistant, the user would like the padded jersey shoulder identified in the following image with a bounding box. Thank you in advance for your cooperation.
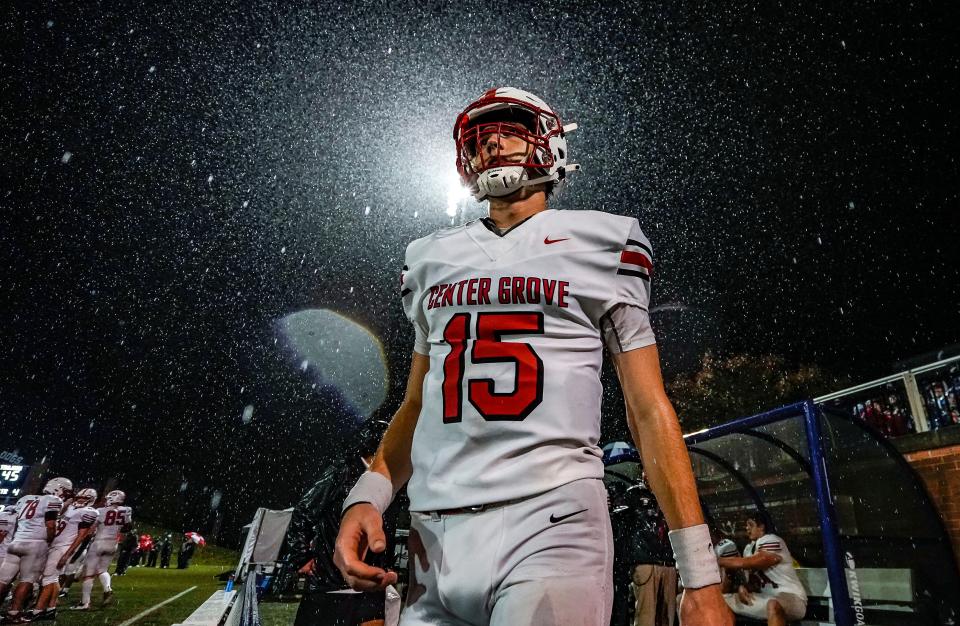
[404,220,479,266]
[552,210,642,250]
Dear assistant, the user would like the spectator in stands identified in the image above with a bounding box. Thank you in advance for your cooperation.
[159,534,173,569]
[883,392,913,437]
[285,418,395,626]
[863,399,883,432]
[717,512,807,626]
[927,382,954,430]
[947,377,960,426]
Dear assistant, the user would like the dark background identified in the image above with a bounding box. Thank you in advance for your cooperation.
[2,0,958,544]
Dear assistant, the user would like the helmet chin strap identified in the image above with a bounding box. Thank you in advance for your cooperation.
[522,163,580,187]
[476,163,581,200]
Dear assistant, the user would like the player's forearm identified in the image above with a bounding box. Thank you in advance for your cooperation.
[64,537,84,559]
[614,346,704,530]
[717,556,749,570]
[627,399,704,530]
[369,399,419,489]
[368,352,429,490]
[719,553,779,570]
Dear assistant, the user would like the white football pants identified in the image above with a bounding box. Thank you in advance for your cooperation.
[399,478,613,626]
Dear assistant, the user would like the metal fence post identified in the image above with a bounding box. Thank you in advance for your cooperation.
[803,400,855,626]
[903,371,929,432]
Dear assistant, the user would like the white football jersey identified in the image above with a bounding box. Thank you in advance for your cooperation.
[92,505,133,545]
[744,533,807,598]
[0,508,16,556]
[51,505,98,549]
[400,209,655,510]
[12,494,62,541]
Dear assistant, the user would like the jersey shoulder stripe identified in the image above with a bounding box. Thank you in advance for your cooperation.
[618,238,653,280]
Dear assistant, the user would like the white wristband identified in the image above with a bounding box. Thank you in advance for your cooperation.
[342,471,395,515]
[668,524,722,589]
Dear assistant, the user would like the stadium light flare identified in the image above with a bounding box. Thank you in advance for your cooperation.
[446,170,470,216]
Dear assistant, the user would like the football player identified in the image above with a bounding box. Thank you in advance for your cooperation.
[713,532,741,594]
[72,490,131,611]
[0,477,70,624]
[334,88,731,626]
[56,530,93,601]
[717,512,807,626]
[0,504,17,605]
[0,505,16,569]
[31,488,98,620]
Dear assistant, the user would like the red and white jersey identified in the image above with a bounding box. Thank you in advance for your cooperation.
[745,534,806,598]
[400,209,655,510]
[11,495,62,541]
[0,508,16,556]
[91,505,133,545]
[51,505,98,549]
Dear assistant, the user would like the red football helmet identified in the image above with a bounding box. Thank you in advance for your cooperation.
[454,87,579,201]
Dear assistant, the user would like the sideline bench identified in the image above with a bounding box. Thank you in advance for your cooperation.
[172,589,237,626]
[733,567,914,626]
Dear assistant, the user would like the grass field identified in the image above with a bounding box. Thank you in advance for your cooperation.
[59,564,231,625]
[53,523,239,625]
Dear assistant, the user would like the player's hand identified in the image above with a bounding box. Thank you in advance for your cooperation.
[679,585,733,626]
[333,503,397,592]
[737,584,753,605]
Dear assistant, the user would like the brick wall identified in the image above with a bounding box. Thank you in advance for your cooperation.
[901,443,960,563]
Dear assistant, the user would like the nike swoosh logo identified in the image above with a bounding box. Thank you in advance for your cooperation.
[549,508,588,523]
[543,236,569,245]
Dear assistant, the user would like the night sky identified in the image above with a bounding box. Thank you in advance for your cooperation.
[2,1,958,541]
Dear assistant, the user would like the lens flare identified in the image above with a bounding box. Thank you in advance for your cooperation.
[446,170,470,216]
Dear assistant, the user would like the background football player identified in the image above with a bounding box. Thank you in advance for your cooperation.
[0,477,70,624]
[72,489,132,611]
[334,88,731,626]
[717,512,807,626]
[0,505,16,569]
[0,504,17,605]
[32,488,98,620]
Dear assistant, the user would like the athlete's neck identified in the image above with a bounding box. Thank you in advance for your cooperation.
[486,190,547,230]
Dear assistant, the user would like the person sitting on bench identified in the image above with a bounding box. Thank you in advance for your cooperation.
[717,512,807,626]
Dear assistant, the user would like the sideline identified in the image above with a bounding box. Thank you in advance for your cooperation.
[116,585,199,626]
